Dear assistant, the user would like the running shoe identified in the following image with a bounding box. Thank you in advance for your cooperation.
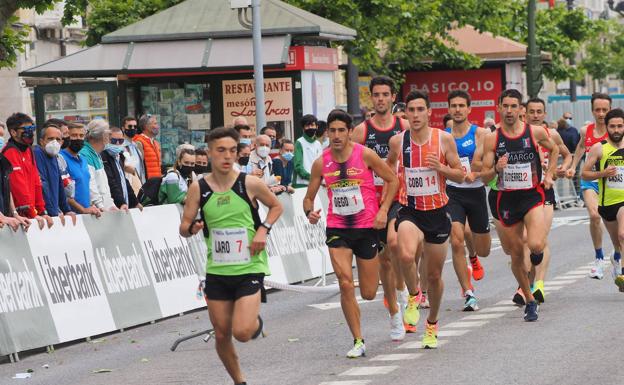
[610,257,621,280]
[420,292,430,309]
[461,266,475,298]
[470,256,485,281]
[524,300,539,322]
[398,288,409,310]
[403,292,421,325]
[589,259,605,279]
[512,287,526,306]
[532,280,545,304]
[390,309,406,341]
[404,322,417,333]
[615,275,624,293]
[463,294,478,311]
[422,320,439,349]
[346,339,366,358]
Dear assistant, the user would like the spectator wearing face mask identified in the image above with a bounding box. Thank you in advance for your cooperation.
[134,114,161,179]
[101,126,141,209]
[293,114,322,188]
[234,124,255,149]
[559,112,581,154]
[33,122,76,222]
[194,148,209,176]
[81,119,117,211]
[121,116,145,193]
[0,122,6,150]
[249,134,276,185]
[2,113,53,227]
[234,142,252,173]
[159,146,195,204]
[272,139,295,194]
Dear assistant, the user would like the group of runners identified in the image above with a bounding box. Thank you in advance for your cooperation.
[178,76,624,385]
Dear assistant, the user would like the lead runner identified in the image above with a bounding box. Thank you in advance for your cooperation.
[180,127,283,385]
[304,109,399,358]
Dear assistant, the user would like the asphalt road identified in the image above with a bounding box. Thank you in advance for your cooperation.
[1,208,623,385]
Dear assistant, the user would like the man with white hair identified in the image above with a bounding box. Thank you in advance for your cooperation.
[249,134,277,186]
[80,119,119,211]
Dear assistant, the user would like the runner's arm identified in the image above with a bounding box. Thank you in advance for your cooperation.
[534,125,559,182]
[480,132,497,184]
[581,143,608,181]
[363,147,398,212]
[436,132,465,184]
[179,180,202,237]
[569,125,587,174]
[470,126,487,175]
[247,175,283,226]
[352,122,366,145]
[551,130,573,174]
[303,157,324,221]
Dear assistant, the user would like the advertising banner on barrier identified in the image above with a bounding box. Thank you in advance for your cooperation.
[0,227,58,355]
[130,205,204,317]
[83,212,163,329]
[27,216,117,343]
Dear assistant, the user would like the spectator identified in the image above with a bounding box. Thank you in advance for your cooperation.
[557,117,581,155]
[81,119,118,211]
[443,113,453,130]
[392,102,407,120]
[33,122,76,222]
[293,114,322,188]
[134,114,162,179]
[562,111,577,131]
[60,124,100,216]
[2,113,53,227]
[194,148,209,175]
[234,124,255,147]
[0,149,27,230]
[232,117,248,127]
[159,146,195,204]
[121,116,146,190]
[249,134,277,184]
[260,126,278,149]
[101,126,141,209]
[235,142,252,173]
[0,122,5,150]
[316,120,329,149]
[272,139,295,193]
[51,120,77,208]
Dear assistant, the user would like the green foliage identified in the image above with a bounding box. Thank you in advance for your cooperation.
[581,19,624,82]
[0,15,30,68]
[84,0,184,46]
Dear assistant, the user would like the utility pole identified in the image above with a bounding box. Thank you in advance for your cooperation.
[526,0,543,98]
[567,0,577,101]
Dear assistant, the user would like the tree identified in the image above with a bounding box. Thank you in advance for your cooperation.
[581,18,624,84]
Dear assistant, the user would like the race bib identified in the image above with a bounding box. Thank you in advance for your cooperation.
[607,166,624,189]
[405,167,439,196]
[460,157,471,175]
[211,228,251,265]
[502,163,533,190]
[331,185,365,216]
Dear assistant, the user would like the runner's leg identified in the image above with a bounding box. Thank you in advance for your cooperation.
[207,300,244,384]
[451,221,472,293]
[424,241,449,323]
[584,189,604,251]
[534,204,554,284]
[379,247,398,315]
[397,220,422,295]
[232,291,262,342]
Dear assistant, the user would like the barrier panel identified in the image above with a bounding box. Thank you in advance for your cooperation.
[0,189,331,356]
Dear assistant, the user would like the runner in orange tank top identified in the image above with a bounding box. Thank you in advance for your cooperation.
[386,90,464,349]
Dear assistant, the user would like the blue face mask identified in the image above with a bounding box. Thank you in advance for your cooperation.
[240,138,252,146]
[106,144,124,155]
[0,137,4,149]
[282,152,294,162]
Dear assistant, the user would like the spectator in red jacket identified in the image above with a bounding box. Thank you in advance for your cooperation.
[2,113,53,228]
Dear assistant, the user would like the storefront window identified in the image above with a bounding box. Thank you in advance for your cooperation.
[140,82,211,166]
[42,90,108,124]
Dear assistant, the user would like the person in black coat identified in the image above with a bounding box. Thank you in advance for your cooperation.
[101,127,141,209]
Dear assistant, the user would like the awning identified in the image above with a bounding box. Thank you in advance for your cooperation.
[20,35,292,78]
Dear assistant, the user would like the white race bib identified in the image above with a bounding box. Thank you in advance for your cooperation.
[460,157,472,175]
[607,166,624,189]
[502,163,533,190]
[211,228,251,265]
[331,185,365,216]
[405,167,440,196]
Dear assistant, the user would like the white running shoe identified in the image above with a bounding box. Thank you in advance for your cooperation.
[397,288,409,310]
[589,260,605,280]
[390,309,406,341]
[610,257,621,280]
[346,339,366,358]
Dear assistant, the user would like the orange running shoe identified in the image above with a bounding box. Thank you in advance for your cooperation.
[470,255,485,281]
[404,322,417,333]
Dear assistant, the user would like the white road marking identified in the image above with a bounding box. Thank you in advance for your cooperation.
[437,329,470,337]
[340,366,399,376]
[562,273,588,278]
[543,286,563,291]
[370,353,422,361]
[397,340,448,349]
[444,320,489,328]
[462,313,506,320]
[308,299,382,310]
[494,300,516,306]
[482,305,518,312]
[319,381,372,385]
[550,278,579,284]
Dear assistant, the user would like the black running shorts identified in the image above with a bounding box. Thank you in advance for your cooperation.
[598,202,624,222]
[446,185,490,233]
[326,227,379,260]
[543,186,556,206]
[377,201,402,250]
[395,205,451,244]
[496,187,545,227]
[488,188,499,220]
[204,273,266,302]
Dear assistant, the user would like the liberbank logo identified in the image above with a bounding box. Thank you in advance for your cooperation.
[36,252,101,304]
[0,259,44,313]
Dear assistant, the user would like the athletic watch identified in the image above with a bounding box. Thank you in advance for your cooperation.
[260,221,272,233]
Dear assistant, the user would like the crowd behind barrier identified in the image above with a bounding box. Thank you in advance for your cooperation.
[0,189,331,357]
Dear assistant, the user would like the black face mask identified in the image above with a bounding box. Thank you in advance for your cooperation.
[61,137,70,149]
[69,139,84,153]
[304,129,317,138]
[125,128,136,138]
[194,165,209,174]
[238,156,250,166]
[178,165,193,179]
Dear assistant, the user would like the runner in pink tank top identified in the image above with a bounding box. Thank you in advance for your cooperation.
[303,109,399,358]
[324,143,379,228]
